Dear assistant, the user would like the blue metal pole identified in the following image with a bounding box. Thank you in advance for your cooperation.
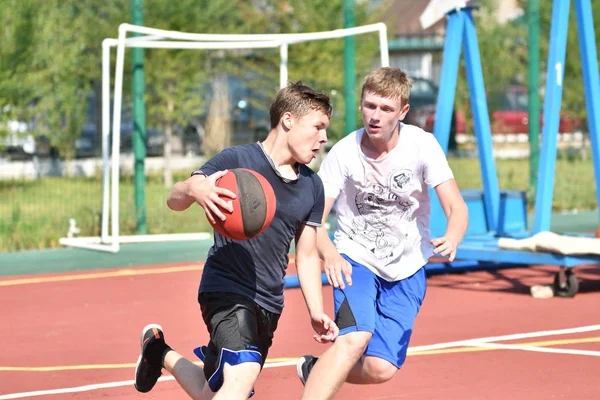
[283,273,329,289]
[533,0,571,233]
[574,0,600,223]
[432,10,464,151]
[429,9,466,238]
[462,8,500,232]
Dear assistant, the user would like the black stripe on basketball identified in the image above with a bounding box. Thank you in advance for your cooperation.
[232,169,268,238]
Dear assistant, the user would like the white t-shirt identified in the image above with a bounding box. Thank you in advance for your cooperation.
[319,123,454,281]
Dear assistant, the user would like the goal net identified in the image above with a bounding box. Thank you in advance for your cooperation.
[59,22,389,253]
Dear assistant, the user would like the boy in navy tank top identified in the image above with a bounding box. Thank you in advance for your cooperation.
[134,81,338,399]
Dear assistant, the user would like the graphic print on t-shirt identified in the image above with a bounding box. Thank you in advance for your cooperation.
[348,169,416,261]
[390,169,414,194]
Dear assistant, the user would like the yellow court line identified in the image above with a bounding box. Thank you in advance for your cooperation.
[0,264,204,287]
[409,336,600,356]
[2,338,599,373]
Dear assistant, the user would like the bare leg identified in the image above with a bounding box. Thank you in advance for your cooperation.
[213,362,261,400]
[301,332,370,400]
[346,355,397,384]
[163,350,214,400]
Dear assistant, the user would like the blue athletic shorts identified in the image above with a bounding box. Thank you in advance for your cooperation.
[334,254,427,368]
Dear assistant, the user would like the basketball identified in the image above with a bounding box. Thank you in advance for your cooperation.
[211,168,276,240]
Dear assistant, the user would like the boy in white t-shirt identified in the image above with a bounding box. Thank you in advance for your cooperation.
[297,67,469,398]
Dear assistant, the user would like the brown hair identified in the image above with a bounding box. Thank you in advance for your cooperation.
[269,81,333,128]
[360,67,412,106]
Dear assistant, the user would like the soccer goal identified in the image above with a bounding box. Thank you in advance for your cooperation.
[59,22,389,253]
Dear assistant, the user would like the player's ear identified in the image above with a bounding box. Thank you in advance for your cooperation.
[282,112,294,130]
[399,103,410,120]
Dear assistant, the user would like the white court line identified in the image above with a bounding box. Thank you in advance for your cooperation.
[2,324,599,399]
[408,324,600,353]
[471,342,600,357]
[0,361,297,399]
[0,379,143,400]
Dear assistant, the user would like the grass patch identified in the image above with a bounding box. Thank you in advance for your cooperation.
[0,157,597,252]
[448,156,598,211]
[0,172,212,252]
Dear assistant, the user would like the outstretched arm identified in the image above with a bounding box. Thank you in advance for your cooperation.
[431,179,469,261]
[296,223,339,343]
[166,170,236,225]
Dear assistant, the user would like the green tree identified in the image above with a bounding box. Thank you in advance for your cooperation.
[0,0,38,141]
[1,0,390,165]
[17,1,130,166]
[141,0,275,185]
[1,0,131,160]
[260,0,387,139]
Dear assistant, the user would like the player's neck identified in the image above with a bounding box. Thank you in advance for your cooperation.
[260,135,299,179]
[361,122,400,160]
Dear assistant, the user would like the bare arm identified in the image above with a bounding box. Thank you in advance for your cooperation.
[432,179,469,261]
[296,223,338,343]
[316,196,353,288]
[167,174,205,211]
[316,196,338,260]
[296,224,325,317]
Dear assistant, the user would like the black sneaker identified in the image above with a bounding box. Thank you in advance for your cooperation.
[134,324,168,393]
[296,355,318,385]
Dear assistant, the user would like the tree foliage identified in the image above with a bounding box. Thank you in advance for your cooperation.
[7,0,597,156]
[0,0,389,155]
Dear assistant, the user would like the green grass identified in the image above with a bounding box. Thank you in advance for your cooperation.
[0,157,597,252]
[448,157,598,211]
[0,172,213,252]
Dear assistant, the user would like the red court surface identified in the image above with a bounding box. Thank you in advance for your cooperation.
[1,261,600,399]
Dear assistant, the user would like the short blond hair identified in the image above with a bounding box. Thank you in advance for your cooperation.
[360,67,412,106]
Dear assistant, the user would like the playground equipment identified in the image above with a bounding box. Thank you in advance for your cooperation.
[427,0,600,296]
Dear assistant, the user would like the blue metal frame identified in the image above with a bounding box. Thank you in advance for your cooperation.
[285,0,600,291]
[574,0,600,222]
[533,0,600,232]
[431,1,600,269]
[433,8,500,232]
[533,0,571,233]
[458,235,600,267]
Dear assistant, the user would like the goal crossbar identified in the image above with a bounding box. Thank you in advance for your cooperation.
[119,22,390,46]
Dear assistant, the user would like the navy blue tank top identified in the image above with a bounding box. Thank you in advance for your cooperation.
[196,143,324,313]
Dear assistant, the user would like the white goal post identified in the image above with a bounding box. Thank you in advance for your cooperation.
[59,22,389,253]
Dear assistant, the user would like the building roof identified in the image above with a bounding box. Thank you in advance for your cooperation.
[385,0,446,37]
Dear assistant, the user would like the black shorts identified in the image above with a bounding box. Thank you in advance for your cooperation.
[196,291,280,391]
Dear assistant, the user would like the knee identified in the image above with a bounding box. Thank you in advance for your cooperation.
[219,362,261,397]
[335,332,371,360]
[362,357,398,383]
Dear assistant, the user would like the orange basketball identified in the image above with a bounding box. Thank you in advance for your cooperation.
[211,168,276,240]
